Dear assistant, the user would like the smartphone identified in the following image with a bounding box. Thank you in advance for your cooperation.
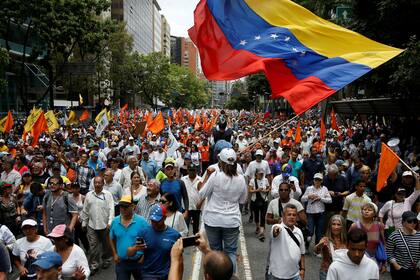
[136,237,145,245]
[182,236,199,248]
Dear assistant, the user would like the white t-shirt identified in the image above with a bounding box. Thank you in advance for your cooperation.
[151,151,166,169]
[245,160,271,180]
[267,198,304,220]
[269,223,305,279]
[181,175,202,210]
[165,211,188,237]
[12,236,53,278]
[249,177,270,202]
[271,174,301,199]
[54,245,90,279]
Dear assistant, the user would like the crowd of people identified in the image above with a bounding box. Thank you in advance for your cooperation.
[0,108,419,280]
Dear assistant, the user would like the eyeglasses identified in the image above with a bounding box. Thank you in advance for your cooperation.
[406,220,417,224]
[49,182,61,186]
[159,199,168,204]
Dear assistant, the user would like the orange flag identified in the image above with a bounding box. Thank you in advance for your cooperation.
[188,113,195,125]
[320,117,326,140]
[330,108,340,132]
[31,112,48,146]
[4,111,14,133]
[376,143,400,192]
[79,110,90,122]
[146,112,153,127]
[286,128,294,137]
[121,103,128,111]
[168,116,172,127]
[295,122,301,143]
[148,112,165,135]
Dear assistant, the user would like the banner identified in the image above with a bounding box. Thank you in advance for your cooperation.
[134,121,147,137]
[95,108,108,124]
[95,112,109,136]
[44,111,60,133]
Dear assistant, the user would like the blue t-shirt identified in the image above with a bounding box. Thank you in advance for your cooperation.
[160,179,183,211]
[109,214,149,260]
[140,225,181,277]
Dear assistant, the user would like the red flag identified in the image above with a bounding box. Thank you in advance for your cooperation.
[295,122,301,143]
[330,108,340,131]
[168,116,172,127]
[31,112,48,146]
[79,110,90,122]
[121,103,128,111]
[148,112,165,135]
[320,117,326,141]
[376,143,400,192]
[4,111,14,133]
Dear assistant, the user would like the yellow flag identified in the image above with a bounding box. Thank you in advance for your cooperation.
[24,108,43,133]
[66,111,78,125]
[95,108,108,124]
[44,111,60,133]
[0,115,7,133]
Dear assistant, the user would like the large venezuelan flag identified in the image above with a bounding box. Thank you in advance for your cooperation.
[189,0,403,114]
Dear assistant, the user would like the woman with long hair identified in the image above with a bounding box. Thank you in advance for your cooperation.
[123,172,146,204]
[160,192,188,237]
[198,148,248,273]
[314,215,347,280]
[48,224,90,280]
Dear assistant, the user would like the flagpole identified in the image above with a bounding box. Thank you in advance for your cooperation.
[241,114,301,154]
[385,144,418,176]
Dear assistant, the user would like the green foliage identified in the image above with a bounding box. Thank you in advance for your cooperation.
[246,73,271,97]
[0,48,9,90]
[231,80,247,96]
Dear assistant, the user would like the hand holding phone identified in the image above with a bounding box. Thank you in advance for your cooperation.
[182,236,199,248]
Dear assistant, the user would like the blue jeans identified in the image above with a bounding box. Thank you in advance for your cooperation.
[307,212,325,244]
[319,271,327,280]
[115,259,142,280]
[204,224,240,273]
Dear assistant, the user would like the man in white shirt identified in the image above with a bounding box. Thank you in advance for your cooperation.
[245,149,272,185]
[235,133,248,152]
[326,228,379,280]
[81,177,115,273]
[103,169,123,213]
[151,144,166,170]
[119,156,146,190]
[123,137,140,156]
[1,158,21,191]
[271,164,301,200]
[268,204,305,280]
[181,165,203,235]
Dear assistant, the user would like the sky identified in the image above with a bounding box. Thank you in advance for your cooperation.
[158,0,200,37]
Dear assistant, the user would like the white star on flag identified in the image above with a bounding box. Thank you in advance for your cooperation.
[239,40,247,46]
[285,36,291,42]
[270,34,279,39]
[254,35,261,40]
[292,47,299,52]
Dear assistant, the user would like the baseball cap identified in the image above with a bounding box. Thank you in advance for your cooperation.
[164,157,176,168]
[21,219,37,228]
[255,149,264,156]
[256,168,264,174]
[214,140,233,156]
[46,155,55,162]
[47,224,70,238]
[335,159,344,167]
[402,211,417,222]
[402,171,413,177]
[129,136,134,141]
[184,153,192,160]
[396,188,407,193]
[314,173,323,180]
[150,204,166,222]
[0,139,5,143]
[219,148,237,165]
[33,252,62,270]
[22,171,32,177]
[52,163,61,171]
[282,164,292,176]
[90,150,99,157]
[118,195,133,206]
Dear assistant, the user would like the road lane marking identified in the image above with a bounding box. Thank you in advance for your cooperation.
[239,224,253,280]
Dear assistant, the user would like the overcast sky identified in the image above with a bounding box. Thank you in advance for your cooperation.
[158,0,200,37]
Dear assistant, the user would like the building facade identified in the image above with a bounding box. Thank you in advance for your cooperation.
[161,15,171,57]
[170,36,199,76]
[152,1,162,52]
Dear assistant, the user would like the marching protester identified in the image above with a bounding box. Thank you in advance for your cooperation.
[135,179,161,223]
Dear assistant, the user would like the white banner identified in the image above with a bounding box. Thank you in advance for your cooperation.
[95,112,109,137]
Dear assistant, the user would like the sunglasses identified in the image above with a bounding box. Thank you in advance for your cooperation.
[160,199,168,204]
[406,219,418,224]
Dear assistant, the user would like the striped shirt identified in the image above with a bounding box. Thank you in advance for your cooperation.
[135,194,160,223]
[342,192,371,223]
[386,230,420,269]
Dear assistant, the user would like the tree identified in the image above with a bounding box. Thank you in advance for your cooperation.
[129,52,171,107]
[0,48,9,96]
[231,80,247,96]
[225,95,251,110]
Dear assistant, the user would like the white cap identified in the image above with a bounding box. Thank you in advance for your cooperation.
[313,173,323,180]
[402,171,413,177]
[129,136,134,140]
[21,219,37,228]
[255,149,264,156]
[219,148,237,165]
[0,139,5,143]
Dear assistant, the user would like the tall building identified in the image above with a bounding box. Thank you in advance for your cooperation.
[111,0,158,54]
[161,15,171,57]
[152,1,162,52]
[170,36,199,76]
[210,80,231,108]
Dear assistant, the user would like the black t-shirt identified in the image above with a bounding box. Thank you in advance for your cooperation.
[324,174,349,211]
[212,128,233,143]
[0,242,10,273]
